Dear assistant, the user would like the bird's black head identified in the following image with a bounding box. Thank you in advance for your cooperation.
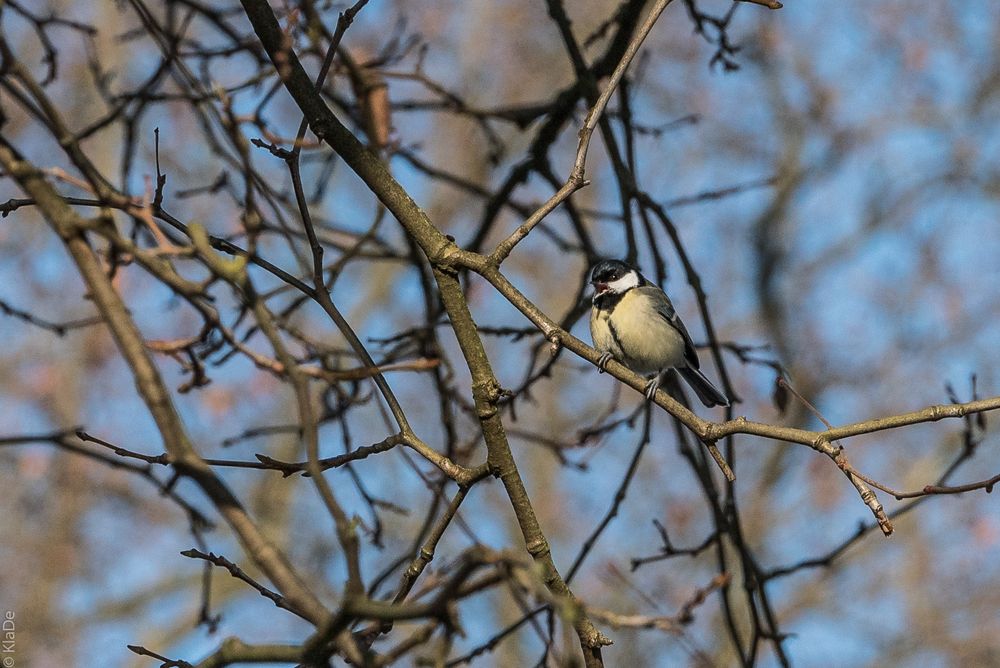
[590,259,643,295]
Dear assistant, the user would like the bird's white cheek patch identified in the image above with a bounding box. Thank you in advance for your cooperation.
[607,272,639,293]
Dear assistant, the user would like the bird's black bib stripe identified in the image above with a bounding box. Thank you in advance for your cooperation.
[606,318,627,360]
[593,290,626,312]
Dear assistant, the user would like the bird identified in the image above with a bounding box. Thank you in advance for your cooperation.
[589,259,729,408]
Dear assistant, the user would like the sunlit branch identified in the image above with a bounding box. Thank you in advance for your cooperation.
[489,0,676,265]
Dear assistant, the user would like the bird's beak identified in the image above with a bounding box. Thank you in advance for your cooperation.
[593,282,609,294]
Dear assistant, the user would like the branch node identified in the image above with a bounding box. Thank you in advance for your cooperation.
[547,333,562,357]
[525,537,550,558]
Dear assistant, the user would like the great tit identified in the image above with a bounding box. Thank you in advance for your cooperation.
[589,259,729,408]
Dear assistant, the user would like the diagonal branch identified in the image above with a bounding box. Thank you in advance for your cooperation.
[489,0,676,264]
[0,140,332,630]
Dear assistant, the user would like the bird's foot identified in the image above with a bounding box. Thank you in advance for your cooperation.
[597,352,613,373]
[644,376,661,400]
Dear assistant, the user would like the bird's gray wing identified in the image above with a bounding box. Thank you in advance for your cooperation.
[637,285,701,369]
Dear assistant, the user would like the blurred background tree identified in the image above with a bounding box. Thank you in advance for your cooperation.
[1,1,998,666]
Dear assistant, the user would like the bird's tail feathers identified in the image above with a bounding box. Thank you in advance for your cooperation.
[678,366,730,408]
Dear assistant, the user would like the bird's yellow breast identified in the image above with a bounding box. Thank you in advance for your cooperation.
[592,289,686,374]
